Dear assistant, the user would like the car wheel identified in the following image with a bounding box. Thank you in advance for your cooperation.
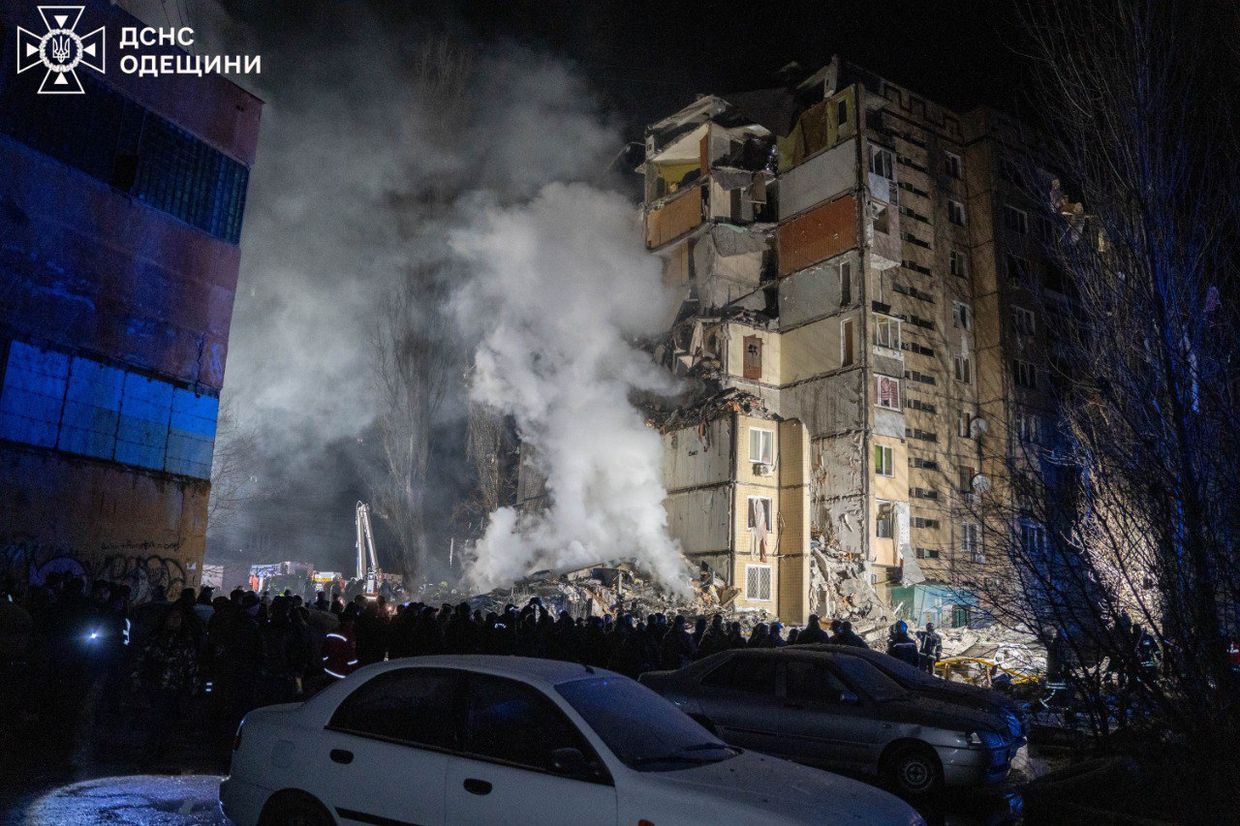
[884,744,942,797]
[259,792,334,826]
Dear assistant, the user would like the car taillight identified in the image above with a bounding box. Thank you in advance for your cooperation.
[638,821,655,826]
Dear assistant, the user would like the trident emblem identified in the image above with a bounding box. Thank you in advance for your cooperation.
[16,6,106,95]
[50,35,72,64]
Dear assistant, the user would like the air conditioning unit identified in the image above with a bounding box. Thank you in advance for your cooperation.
[753,462,775,476]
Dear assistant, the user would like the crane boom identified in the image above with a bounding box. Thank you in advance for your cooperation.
[354,500,380,595]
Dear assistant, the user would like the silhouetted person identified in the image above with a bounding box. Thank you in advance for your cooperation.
[797,614,829,644]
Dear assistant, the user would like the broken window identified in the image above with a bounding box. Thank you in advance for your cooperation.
[947,199,966,226]
[962,523,982,562]
[875,375,902,409]
[747,496,773,529]
[836,98,849,127]
[1004,205,1028,235]
[839,261,852,306]
[945,151,962,179]
[841,318,855,366]
[954,354,972,384]
[1005,253,1031,285]
[748,428,774,466]
[869,146,895,180]
[742,335,763,380]
[873,315,901,350]
[949,249,967,278]
[871,202,890,234]
[1013,306,1036,335]
[959,465,976,492]
[876,502,895,539]
[953,301,971,331]
[745,564,773,601]
[874,444,894,477]
[1014,359,1038,389]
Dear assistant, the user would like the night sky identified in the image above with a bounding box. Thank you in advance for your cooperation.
[228,0,1029,138]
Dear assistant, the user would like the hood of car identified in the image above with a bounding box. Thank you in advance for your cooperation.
[640,750,923,825]
[875,694,1013,738]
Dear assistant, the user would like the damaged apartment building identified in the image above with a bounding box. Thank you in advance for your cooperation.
[642,57,1061,627]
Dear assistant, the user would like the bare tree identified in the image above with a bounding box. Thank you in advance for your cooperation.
[371,271,454,584]
[970,1,1239,814]
[368,39,473,584]
[207,397,259,531]
[460,401,518,534]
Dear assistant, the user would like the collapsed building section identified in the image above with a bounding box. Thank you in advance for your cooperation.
[633,56,1046,627]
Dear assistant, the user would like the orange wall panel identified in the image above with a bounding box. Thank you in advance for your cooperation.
[777,195,859,275]
[646,187,703,249]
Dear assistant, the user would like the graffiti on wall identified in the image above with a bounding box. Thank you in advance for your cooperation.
[1,540,188,603]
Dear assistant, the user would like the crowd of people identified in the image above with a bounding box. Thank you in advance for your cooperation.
[0,572,955,761]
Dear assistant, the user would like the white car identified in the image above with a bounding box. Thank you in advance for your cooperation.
[221,655,925,826]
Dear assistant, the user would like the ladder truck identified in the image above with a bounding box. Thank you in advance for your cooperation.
[354,500,380,597]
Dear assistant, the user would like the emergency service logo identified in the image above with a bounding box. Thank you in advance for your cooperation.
[16,6,105,95]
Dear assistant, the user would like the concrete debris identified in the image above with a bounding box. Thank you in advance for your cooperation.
[652,387,778,435]
[939,624,1047,675]
[466,562,776,632]
[807,537,891,641]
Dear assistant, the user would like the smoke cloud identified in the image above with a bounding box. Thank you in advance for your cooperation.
[116,1,691,587]
[451,184,690,595]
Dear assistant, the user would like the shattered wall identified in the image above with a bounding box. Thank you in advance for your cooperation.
[662,418,734,558]
[778,252,859,329]
[692,225,770,309]
[780,370,864,438]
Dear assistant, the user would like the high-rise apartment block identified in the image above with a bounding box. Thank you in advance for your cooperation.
[647,57,1047,625]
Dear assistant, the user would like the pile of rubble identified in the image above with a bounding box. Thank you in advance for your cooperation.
[651,386,776,434]
[807,538,891,641]
[939,624,1047,675]
[467,562,776,632]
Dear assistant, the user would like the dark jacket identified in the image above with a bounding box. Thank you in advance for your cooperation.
[887,632,920,667]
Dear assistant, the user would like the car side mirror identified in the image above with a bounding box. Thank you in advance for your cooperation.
[549,747,590,778]
[838,690,860,705]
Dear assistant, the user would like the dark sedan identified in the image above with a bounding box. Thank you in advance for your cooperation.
[640,648,1020,797]
[793,644,1030,742]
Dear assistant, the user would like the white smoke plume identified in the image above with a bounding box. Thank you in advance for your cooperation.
[451,183,690,595]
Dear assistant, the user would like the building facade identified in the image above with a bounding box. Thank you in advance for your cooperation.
[0,0,261,595]
[644,58,1047,625]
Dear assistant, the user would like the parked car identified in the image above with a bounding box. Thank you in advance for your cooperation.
[221,655,924,826]
[639,648,1020,797]
[792,644,1030,742]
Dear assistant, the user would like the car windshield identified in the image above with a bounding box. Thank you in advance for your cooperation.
[556,676,739,772]
[829,655,911,702]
